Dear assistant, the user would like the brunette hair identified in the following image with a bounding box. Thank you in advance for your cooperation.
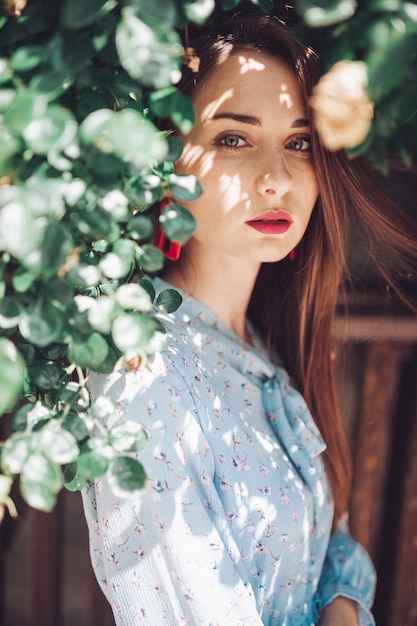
[176,14,417,523]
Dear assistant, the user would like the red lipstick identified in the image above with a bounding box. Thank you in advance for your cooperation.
[246,211,293,235]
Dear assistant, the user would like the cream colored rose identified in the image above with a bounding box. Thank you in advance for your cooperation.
[309,60,374,151]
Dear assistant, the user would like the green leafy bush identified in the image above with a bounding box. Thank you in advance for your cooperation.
[0,0,416,515]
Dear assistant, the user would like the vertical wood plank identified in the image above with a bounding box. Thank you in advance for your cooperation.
[349,343,406,554]
[388,366,417,626]
[29,499,63,626]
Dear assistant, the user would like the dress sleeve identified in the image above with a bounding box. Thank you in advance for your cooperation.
[81,356,263,626]
[315,516,377,626]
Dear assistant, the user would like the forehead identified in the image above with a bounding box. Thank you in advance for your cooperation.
[193,51,304,117]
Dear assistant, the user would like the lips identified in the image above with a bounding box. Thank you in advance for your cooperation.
[246,211,293,235]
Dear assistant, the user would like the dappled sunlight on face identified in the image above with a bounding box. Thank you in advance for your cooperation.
[173,51,318,268]
[238,54,266,74]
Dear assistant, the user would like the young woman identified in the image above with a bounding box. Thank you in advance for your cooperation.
[82,14,417,626]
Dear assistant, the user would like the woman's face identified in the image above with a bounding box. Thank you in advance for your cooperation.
[175,51,319,268]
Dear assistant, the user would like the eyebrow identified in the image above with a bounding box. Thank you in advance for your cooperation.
[209,112,309,128]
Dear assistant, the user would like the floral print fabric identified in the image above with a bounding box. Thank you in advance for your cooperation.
[82,277,376,625]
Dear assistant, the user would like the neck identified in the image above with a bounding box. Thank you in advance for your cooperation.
[162,247,260,342]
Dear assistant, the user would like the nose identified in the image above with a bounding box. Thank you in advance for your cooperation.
[255,154,292,197]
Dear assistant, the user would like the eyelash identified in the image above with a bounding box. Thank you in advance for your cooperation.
[214,133,312,153]
[214,133,248,149]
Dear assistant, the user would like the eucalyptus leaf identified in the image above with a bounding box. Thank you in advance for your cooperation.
[63,462,88,491]
[19,303,64,347]
[87,297,116,334]
[0,339,26,415]
[159,203,196,244]
[138,278,156,302]
[10,45,45,72]
[90,395,117,420]
[116,283,153,311]
[127,215,154,240]
[108,421,148,453]
[27,361,62,390]
[106,456,147,499]
[184,0,215,25]
[0,297,22,330]
[112,312,158,353]
[68,332,109,369]
[296,0,357,27]
[116,10,183,88]
[39,426,79,464]
[62,412,90,442]
[20,453,63,511]
[60,0,117,30]
[40,221,72,275]
[149,87,195,133]
[4,90,48,135]
[167,174,202,201]
[156,288,183,313]
[23,105,77,155]
[1,432,32,474]
[77,438,115,479]
[80,108,167,167]
[137,243,165,273]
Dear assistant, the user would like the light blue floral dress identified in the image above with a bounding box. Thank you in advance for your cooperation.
[82,276,376,626]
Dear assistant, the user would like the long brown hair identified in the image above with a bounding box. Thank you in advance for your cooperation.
[176,14,417,523]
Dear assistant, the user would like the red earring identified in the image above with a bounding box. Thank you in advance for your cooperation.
[154,198,182,261]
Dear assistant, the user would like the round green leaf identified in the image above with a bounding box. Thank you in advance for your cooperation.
[159,203,196,244]
[4,90,48,135]
[138,278,156,302]
[112,312,157,353]
[20,454,63,511]
[29,69,73,99]
[77,438,114,479]
[116,10,183,89]
[156,288,183,313]
[167,174,202,202]
[63,462,88,491]
[0,198,45,260]
[99,239,136,279]
[61,0,117,29]
[108,421,148,453]
[127,215,154,241]
[68,332,109,369]
[184,0,215,24]
[23,105,77,155]
[62,412,90,442]
[1,432,32,474]
[90,395,117,420]
[149,87,195,134]
[101,190,130,222]
[137,243,165,272]
[107,456,147,499]
[296,0,357,27]
[0,59,12,84]
[0,339,26,415]
[0,297,22,330]
[10,45,45,72]
[115,283,153,311]
[87,297,115,334]
[27,361,62,390]
[39,426,79,464]
[19,303,64,347]
[11,403,34,431]
[80,108,167,168]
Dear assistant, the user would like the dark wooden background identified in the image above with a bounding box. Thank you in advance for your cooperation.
[1,162,416,626]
